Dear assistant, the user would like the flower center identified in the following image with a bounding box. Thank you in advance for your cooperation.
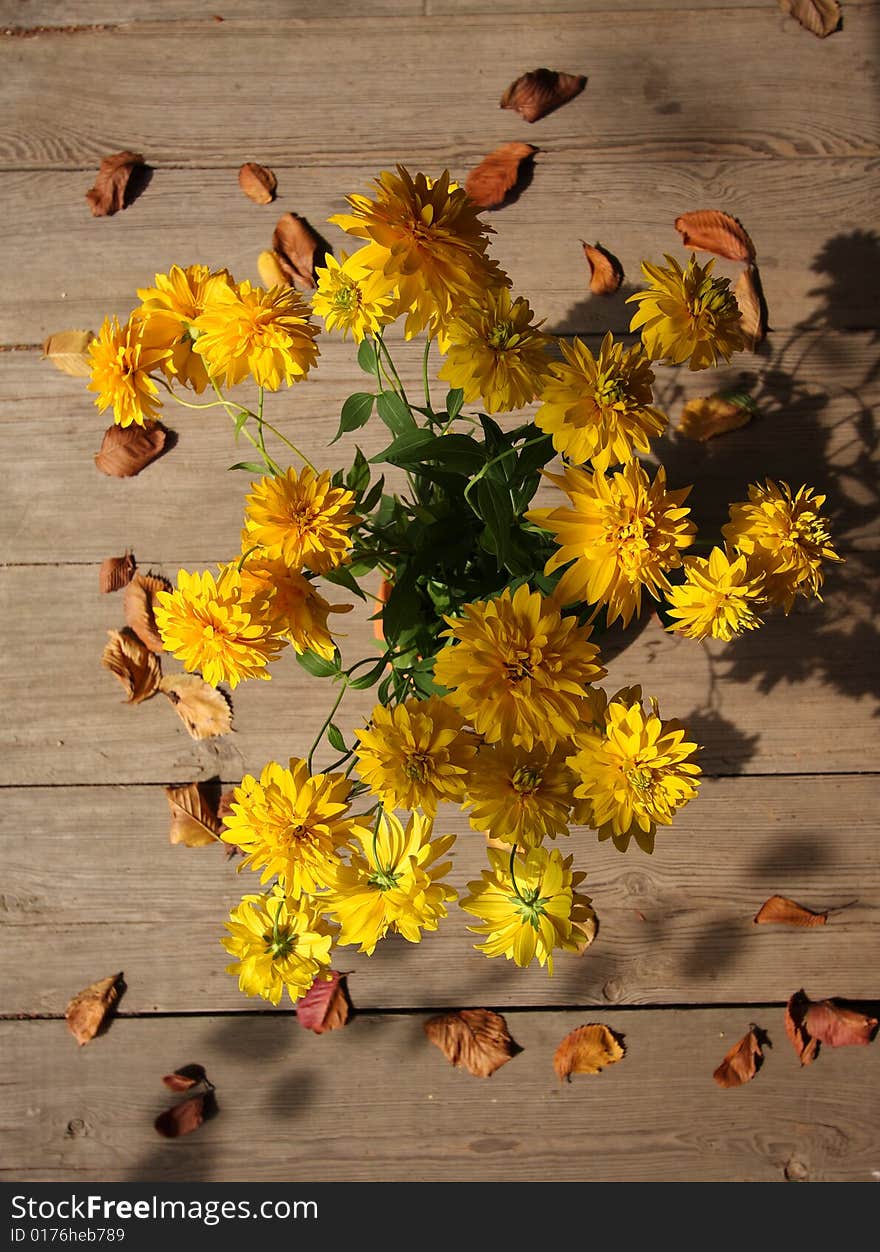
[790,512,829,549]
[511,766,543,795]
[277,822,310,848]
[595,373,626,407]
[263,927,296,959]
[488,320,517,350]
[368,866,402,892]
[625,766,654,792]
[503,652,534,684]
[334,282,360,312]
[512,886,549,930]
[403,752,432,782]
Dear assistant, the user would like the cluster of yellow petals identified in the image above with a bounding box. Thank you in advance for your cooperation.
[628,254,745,370]
[222,888,333,1006]
[87,314,170,428]
[243,467,360,574]
[437,287,550,414]
[664,546,765,641]
[312,250,398,343]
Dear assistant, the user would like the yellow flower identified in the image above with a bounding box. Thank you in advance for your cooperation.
[324,811,457,954]
[221,757,366,895]
[433,583,606,752]
[312,249,397,342]
[528,461,695,627]
[461,846,595,973]
[135,264,231,393]
[154,566,287,688]
[243,467,360,574]
[222,888,333,1005]
[664,546,765,641]
[465,743,576,847]
[436,287,550,414]
[355,696,476,816]
[567,691,701,853]
[237,555,351,660]
[535,332,667,471]
[87,314,170,428]
[192,279,319,389]
[627,254,744,370]
[722,480,842,612]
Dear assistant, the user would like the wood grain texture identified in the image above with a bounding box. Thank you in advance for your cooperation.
[1,776,877,1013]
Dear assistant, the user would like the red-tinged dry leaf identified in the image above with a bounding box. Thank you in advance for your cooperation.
[238,161,277,205]
[42,329,95,377]
[553,1023,625,1081]
[154,1094,208,1138]
[65,972,124,1046]
[678,394,754,442]
[296,972,352,1034]
[101,628,162,704]
[735,265,768,350]
[165,782,222,848]
[424,1008,519,1078]
[257,249,290,289]
[94,423,166,478]
[500,68,586,123]
[123,572,171,653]
[785,989,819,1065]
[85,150,146,217]
[581,241,624,295]
[754,894,828,927]
[674,210,756,263]
[99,552,136,594]
[779,0,842,38]
[162,1064,208,1092]
[713,1027,764,1088]
[272,212,322,289]
[464,142,537,210]
[159,673,232,740]
[805,1000,878,1050]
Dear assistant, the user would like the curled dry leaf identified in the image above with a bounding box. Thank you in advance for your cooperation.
[735,265,768,351]
[678,394,753,442]
[101,628,162,704]
[713,1027,764,1088]
[674,210,756,263]
[779,0,841,38]
[257,249,290,289]
[464,142,537,210]
[85,150,146,217]
[553,1023,625,1081]
[754,894,828,927]
[160,673,233,740]
[162,1064,208,1092]
[99,552,136,594]
[581,241,624,295]
[94,423,166,478]
[154,1094,209,1138]
[238,161,277,205]
[296,972,352,1034]
[65,972,124,1046]
[124,572,171,653]
[42,329,95,378]
[272,212,323,290]
[786,988,878,1065]
[785,988,817,1065]
[165,781,222,848]
[424,1008,519,1078]
[500,68,587,123]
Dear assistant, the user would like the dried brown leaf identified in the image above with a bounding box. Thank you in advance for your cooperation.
[779,0,841,38]
[500,68,586,123]
[754,894,828,927]
[85,150,146,217]
[159,673,233,740]
[674,209,756,263]
[65,972,124,1046]
[785,989,819,1065]
[257,249,290,289]
[165,782,222,848]
[553,1023,625,1081]
[238,161,277,205]
[162,1064,208,1092]
[735,265,768,350]
[678,395,753,442]
[464,142,537,210]
[296,972,352,1034]
[42,329,95,377]
[94,423,166,478]
[272,212,322,290]
[581,241,624,295]
[217,789,237,826]
[99,552,136,594]
[713,1027,764,1088]
[123,572,170,654]
[154,1094,207,1138]
[424,1008,519,1078]
[101,628,162,704]
[805,1000,878,1049]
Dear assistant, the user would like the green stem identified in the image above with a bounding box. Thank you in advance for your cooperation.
[463,433,551,515]
[376,331,412,410]
[258,418,317,472]
[306,679,348,775]
[508,845,527,904]
[422,337,434,416]
[371,802,386,874]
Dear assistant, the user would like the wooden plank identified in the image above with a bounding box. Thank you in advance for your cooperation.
[2,0,427,25]
[1,776,877,1014]
[1,159,877,344]
[1,11,877,171]
[431,0,878,9]
[3,1010,879,1181]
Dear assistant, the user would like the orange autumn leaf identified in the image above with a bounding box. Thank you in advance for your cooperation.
[713,1027,765,1088]
[124,572,171,654]
[272,212,323,290]
[296,972,352,1034]
[165,782,223,848]
[674,210,756,263]
[238,161,277,205]
[162,1064,208,1092]
[159,673,233,740]
[754,894,828,927]
[554,1023,625,1081]
[85,151,146,217]
[101,628,162,704]
[257,249,290,289]
[99,552,136,594]
[94,423,166,478]
[785,988,878,1065]
[581,241,624,295]
[500,68,586,123]
[779,0,841,38]
[154,1094,209,1138]
[678,394,754,442]
[424,1008,519,1077]
[464,142,537,210]
[735,265,768,350]
[42,329,95,378]
[65,972,125,1046]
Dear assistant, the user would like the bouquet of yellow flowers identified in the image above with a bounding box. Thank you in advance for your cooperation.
[86,167,841,1005]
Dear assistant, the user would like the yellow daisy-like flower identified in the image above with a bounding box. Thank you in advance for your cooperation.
[433,583,606,753]
[192,279,319,390]
[222,888,333,1005]
[237,555,351,660]
[535,332,667,472]
[464,743,576,847]
[221,757,366,896]
[461,846,596,974]
[355,696,476,816]
[664,546,765,641]
[154,566,287,688]
[722,480,842,612]
[243,467,360,574]
[567,692,701,854]
[324,811,457,955]
[627,254,744,370]
[312,249,397,342]
[87,314,170,428]
[528,461,696,627]
[436,287,550,414]
[135,264,231,393]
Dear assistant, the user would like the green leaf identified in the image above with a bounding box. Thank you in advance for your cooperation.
[717,389,759,417]
[228,460,269,475]
[321,564,367,601]
[349,657,389,690]
[376,391,417,438]
[475,477,513,568]
[479,413,508,457]
[445,388,464,422]
[346,447,371,494]
[516,432,555,479]
[233,409,250,437]
[357,339,380,376]
[327,723,347,753]
[359,474,385,514]
[382,577,423,643]
[331,392,374,444]
[295,648,341,678]
[371,427,437,465]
